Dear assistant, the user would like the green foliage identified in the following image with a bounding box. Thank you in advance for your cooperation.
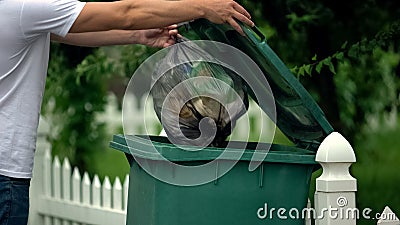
[291,21,400,77]
[44,43,159,175]
[334,47,400,137]
[44,44,109,173]
[75,48,113,84]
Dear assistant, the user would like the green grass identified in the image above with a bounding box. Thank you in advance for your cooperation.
[351,127,400,225]
[91,146,130,183]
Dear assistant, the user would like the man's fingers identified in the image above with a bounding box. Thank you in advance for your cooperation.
[227,18,245,36]
[167,38,175,45]
[168,29,178,36]
[167,24,178,29]
[233,11,254,27]
[163,38,176,48]
[226,9,254,36]
[232,1,251,19]
[228,1,254,33]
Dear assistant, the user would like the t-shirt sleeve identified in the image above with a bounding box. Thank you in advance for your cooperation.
[20,0,86,39]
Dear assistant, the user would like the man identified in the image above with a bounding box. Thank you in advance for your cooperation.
[0,0,253,224]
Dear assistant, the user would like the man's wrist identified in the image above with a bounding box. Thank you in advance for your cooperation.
[128,30,146,45]
[188,0,205,19]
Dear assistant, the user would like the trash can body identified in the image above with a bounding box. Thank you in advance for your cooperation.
[111,135,317,225]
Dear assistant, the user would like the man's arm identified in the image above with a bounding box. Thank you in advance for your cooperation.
[69,0,253,35]
[51,27,178,48]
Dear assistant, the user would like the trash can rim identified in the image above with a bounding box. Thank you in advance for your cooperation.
[110,134,317,165]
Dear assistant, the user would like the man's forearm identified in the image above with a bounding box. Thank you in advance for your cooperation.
[70,0,204,33]
[51,30,140,47]
[119,0,205,30]
[69,0,253,35]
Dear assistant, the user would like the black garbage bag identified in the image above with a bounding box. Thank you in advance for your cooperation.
[151,40,249,147]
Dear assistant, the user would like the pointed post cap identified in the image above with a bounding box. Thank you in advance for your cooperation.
[316,132,356,163]
[377,206,400,224]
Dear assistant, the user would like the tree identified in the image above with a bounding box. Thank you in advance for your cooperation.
[240,0,400,141]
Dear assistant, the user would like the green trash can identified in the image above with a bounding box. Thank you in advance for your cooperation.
[110,19,334,225]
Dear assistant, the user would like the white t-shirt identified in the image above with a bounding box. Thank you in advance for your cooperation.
[0,0,86,178]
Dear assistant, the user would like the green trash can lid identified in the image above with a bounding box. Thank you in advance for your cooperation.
[187,19,334,151]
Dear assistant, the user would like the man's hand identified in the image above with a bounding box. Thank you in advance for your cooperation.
[134,25,179,48]
[201,0,253,35]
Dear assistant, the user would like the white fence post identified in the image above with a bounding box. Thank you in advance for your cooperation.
[305,198,312,225]
[71,167,81,225]
[43,149,52,225]
[29,117,51,225]
[82,172,91,206]
[102,176,112,209]
[113,177,123,211]
[62,159,71,225]
[53,156,62,225]
[314,132,357,225]
[123,175,130,211]
[92,175,101,207]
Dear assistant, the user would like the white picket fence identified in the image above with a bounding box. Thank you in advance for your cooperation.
[29,118,129,225]
[29,95,399,225]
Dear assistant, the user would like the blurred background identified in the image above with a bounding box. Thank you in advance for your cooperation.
[42,0,400,224]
